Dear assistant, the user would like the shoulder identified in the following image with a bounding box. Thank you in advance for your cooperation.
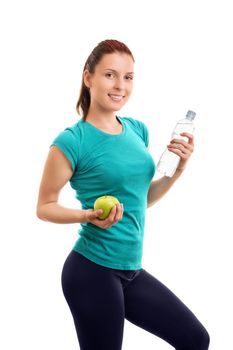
[50,119,83,171]
[52,119,83,143]
[122,116,148,132]
[121,116,149,147]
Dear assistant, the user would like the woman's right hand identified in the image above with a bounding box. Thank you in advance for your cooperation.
[85,203,124,229]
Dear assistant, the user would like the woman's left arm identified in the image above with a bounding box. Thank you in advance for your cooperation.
[147,132,194,208]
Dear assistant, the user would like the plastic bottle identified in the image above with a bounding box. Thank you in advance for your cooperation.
[157,110,196,177]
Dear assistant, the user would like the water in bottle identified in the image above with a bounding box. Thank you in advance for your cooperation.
[157,110,196,177]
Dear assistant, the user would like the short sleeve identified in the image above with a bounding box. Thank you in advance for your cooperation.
[50,128,79,171]
[140,121,149,147]
[125,117,149,147]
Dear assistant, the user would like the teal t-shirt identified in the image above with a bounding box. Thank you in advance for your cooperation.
[50,116,156,270]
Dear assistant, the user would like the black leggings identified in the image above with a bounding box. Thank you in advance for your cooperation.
[61,250,210,350]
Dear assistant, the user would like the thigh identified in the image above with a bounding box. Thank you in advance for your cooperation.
[123,268,209,349]
[61,251,125,350]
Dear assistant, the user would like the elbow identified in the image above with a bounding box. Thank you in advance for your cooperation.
[36,208,43,221]
[36,204,41,219]
[147,198,158,208]
[36,205,46,221]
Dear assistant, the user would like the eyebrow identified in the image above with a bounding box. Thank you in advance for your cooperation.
[104,69,134,75]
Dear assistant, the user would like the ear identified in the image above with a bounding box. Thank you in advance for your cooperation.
[83,69,91,89]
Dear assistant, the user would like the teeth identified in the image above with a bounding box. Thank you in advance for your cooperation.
[109,94,123,101]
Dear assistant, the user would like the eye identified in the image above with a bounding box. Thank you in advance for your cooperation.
[125,75,133,80]
[105,73,114,78]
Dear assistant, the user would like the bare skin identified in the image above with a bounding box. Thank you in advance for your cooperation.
[37,52,134,226]
[147,132,194,207]
[37,51,194,224]
[83,52,134,131]
[37,146,123,228]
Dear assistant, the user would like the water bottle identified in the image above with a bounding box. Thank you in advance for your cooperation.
[157,110,196,177]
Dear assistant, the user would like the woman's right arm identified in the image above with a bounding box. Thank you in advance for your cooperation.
[36,146,123,226]
[36,146,89,223]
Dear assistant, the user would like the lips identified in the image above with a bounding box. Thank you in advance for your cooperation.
[108,94,125,102]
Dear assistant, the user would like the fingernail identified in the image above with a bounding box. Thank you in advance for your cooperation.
[121,203,124,210]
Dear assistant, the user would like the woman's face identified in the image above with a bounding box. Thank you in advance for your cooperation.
[84,52,134,114]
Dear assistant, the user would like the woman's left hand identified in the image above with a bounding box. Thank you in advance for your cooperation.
[167,132,194,171]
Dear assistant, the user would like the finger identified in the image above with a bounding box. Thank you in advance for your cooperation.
[120,203,124,219]
[89,209,103,221]
[170,139,193,151]
[169,143,193,155]
[168,143,192,154]
[96,205,117,228]
[180,132,194,145]
[107,204,117,223]
[167,146,191,159]
[114,203,123,221]
[101,203,124,228]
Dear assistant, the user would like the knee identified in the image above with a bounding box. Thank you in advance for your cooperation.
[192,326,210,350]
[176,325,210,350]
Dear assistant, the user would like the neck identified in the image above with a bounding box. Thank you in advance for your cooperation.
[85,109,119,128]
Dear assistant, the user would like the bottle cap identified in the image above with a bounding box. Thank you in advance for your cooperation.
[186,110,196,121]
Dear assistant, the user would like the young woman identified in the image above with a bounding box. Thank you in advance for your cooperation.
[37,39,210,350]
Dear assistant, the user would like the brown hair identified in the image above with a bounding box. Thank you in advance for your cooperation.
[76,39,135,120]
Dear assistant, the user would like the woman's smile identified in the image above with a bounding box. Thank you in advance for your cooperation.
[108,93,125,102]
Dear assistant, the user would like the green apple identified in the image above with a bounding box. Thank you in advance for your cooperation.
[94,195,120,220]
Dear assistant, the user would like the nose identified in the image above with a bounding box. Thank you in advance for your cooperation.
[114,77,126,92]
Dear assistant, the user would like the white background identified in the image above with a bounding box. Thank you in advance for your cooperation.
[1,0,232,349]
